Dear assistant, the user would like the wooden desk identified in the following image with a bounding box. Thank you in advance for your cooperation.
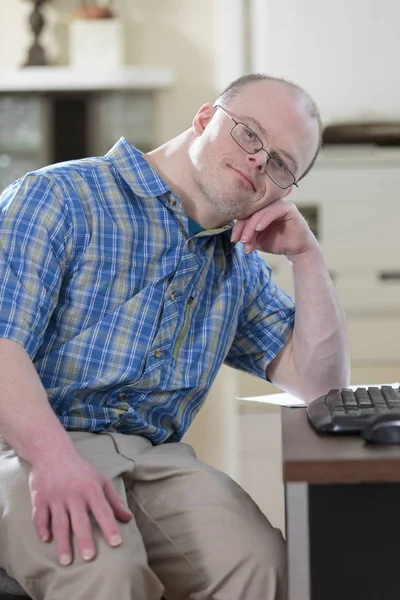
[282,406,400,600]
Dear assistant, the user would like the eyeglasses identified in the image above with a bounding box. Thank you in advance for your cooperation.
[214,104,298,190]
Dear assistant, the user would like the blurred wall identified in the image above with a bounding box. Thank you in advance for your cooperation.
[248,0,400,125]
[0,0,217,144]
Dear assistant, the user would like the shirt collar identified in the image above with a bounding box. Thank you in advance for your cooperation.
[106,137,171,198]
[106,137,236,253]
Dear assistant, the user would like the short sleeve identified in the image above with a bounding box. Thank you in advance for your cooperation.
[225,252,295,379]
[0,174,74,358]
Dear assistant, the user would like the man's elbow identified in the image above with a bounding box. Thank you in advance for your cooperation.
[299,363,351,405]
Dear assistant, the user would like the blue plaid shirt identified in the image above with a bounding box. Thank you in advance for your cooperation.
[0,138,295,443]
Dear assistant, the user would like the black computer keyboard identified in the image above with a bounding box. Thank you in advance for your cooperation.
[307,385,400,433]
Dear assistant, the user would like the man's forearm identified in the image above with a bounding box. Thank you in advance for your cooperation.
[0,338,78,466]
[291,247,350,399]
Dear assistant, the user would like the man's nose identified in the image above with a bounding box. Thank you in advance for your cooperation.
[247,149,267,172]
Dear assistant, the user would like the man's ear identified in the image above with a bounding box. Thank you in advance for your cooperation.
[192,103,216,137]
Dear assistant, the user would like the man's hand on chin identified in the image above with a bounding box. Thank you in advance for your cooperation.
[230,198,319,262]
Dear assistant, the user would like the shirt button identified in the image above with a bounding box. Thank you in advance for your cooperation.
[168,196,177,206]
[170,291,177,300]
[154,349,163,358]
[117,393,127,401]
[188,296,194,305]
[187,240,193,249]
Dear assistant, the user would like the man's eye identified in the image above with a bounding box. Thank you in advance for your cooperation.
[273,158,287,171]
[245,128,256,140]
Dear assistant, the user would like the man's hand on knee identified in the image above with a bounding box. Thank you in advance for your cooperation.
[28,452,133,566]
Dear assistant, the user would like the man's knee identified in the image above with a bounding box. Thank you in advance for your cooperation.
[252,526,287,588]
[201,467,287,596]
[220,520,286,600]
[0,456,162,599]
[8,530,163,600]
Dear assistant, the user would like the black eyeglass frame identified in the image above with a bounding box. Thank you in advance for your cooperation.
[214,104,298,190]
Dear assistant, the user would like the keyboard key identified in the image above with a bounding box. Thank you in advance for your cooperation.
[355,388,372,408]
[382,386,400,408]
[368,386,388,405]
[367,386,383,397]
[360,407,381,418]
[331,407,347,417]
[325,389,344,411]
[342,408,362,418]
[342,389,358,408]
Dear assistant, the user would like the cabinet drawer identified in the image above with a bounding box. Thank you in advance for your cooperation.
[258,256,400,362]
[350,365,400,386]
[335,272,400,312]
[321,200,400,249]
[348,315,400,361]
[324,247,400,273]
[295,160,400,212]
[264,252,400,312]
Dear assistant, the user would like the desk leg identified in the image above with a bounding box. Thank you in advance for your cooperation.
[286,482,400,600]
[285,482,310,600]
[308,482,400,600]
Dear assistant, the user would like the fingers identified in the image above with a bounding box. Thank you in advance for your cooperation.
[86,483,130,550]
[33,480,133,566]
[68,482,132,563]
[236,209,269,253]
[231,216,260,253]
[232,200,292,253]
[241,213,262,253]
[32,490,52,543]
[230,220,246,243]
[69,498,97,562]
[103,479,133,523]
[51,502,73,566]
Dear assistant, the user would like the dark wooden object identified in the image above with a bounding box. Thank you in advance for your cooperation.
[24,0,49,67]
[282,406,400,483]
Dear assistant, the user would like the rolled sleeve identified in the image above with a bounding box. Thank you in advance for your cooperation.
[0,174,74,357]
[225,253,295,379]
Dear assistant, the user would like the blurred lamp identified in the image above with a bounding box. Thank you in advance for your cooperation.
[23,0,50,67]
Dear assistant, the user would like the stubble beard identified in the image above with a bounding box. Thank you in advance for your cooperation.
[192,169,255,222]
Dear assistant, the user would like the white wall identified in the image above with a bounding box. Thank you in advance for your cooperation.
[249,0,400,125]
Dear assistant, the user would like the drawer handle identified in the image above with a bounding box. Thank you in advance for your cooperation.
[379,271,400,282]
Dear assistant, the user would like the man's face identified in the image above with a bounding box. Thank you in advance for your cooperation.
[189,80,319,222]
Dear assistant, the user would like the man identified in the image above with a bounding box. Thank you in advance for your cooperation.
[0,74,349,600]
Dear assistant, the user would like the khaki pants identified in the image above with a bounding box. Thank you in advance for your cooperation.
[0,432,287,600]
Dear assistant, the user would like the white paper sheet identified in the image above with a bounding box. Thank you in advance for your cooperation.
[236,382,400,408]
[236,392,306,407]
